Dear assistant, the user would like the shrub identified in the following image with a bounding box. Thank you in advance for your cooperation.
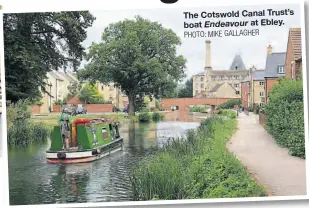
[218,99,241,109]
[7,100,50,146]
[264,78,305,158]
[190,106,206,112]
[222,109,237,119]
[54,100,66,105]
[8,121,50,146]
[130,116,265,200]
[152,112,164,121]
[138,112,151,123]
[155,100,160,109]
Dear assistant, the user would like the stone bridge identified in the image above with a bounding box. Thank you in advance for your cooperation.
[160,98,236,112]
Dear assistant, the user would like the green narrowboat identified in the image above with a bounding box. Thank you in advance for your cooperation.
[46,118,124,164]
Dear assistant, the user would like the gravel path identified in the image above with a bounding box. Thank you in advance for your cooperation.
[227,112,307,196]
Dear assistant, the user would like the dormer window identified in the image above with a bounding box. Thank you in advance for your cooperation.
[278,65,285,74]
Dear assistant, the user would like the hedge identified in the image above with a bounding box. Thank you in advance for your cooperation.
[264,78,305,158]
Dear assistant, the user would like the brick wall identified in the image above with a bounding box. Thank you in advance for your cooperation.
[53,105,61,112]
[285,36,293,79]
[84,104,113,113]
[241,82,250,108]
[265,78,278,103]
[32,105,41,114]
[52,104,114,113]
[295,60,302,80]
[160,98,235,111]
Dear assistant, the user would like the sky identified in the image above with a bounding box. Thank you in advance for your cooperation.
[80,3,301,82]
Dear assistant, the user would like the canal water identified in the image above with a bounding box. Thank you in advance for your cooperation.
[8,113,202,205]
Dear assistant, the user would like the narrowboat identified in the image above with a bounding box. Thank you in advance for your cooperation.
[46,117,124,164]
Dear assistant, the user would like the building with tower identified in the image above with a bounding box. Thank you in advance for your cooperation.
[193,40,250,98]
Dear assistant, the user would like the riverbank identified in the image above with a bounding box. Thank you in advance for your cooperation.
[130,110,266,200]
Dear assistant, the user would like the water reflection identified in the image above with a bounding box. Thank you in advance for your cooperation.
[9,116,201,205]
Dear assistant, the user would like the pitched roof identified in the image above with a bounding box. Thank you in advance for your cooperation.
[58,72,75,83]
[209,69,249,76]
[67,72,79,81]
[288,28,302,60]
[227,83,237,91]
[193,72,204,76]
[265,52,286,78]
[209,83,224,92]
[67,96,80,104]
[229,54,246,70]
[48,71,63,81]
[252,70,265,80]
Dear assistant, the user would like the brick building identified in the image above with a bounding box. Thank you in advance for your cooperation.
[241,81,250,108]
[285,28,302,80]
[264,46,286,103]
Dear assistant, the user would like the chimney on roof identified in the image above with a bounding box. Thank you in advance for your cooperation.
[205,40,211,69]
[267,45,272,55]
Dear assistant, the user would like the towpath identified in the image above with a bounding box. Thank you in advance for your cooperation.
[227,112,307,196]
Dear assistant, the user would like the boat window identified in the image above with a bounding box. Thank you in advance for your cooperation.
[102,128,109,140]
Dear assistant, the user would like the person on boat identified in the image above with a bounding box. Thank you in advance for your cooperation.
[59,108,71,150]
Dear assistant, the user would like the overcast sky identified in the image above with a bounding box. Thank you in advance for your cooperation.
[81,3,301,82]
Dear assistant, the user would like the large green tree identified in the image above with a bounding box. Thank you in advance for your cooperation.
[78,83,104,104]
[78,16,186,115]
[4,12,95,102]
[178,77,193,98]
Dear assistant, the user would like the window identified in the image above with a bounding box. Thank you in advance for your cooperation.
[236,91,240,95]
[101,85,104,90]
[195,90,198,95]
[221,76,224,80]
[201,77,204,81]
[195,83,198,89]
[278,66,285,74]
[260,92,264,97]
[259,81,264,86]
[260,103,264,107]
[234,83,239,88]
[200,83,204,89]
[102,128,109,140]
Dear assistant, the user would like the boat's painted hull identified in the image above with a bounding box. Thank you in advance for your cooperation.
[46,138,124,164]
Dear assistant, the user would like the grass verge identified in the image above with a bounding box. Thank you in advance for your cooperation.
[130,110,266,200]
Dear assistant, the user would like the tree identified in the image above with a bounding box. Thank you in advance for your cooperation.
[78,83,104,104]
[78,16,186,115]
[66,81,82,101]
[4,12,96,102]
[178,78,193,98]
